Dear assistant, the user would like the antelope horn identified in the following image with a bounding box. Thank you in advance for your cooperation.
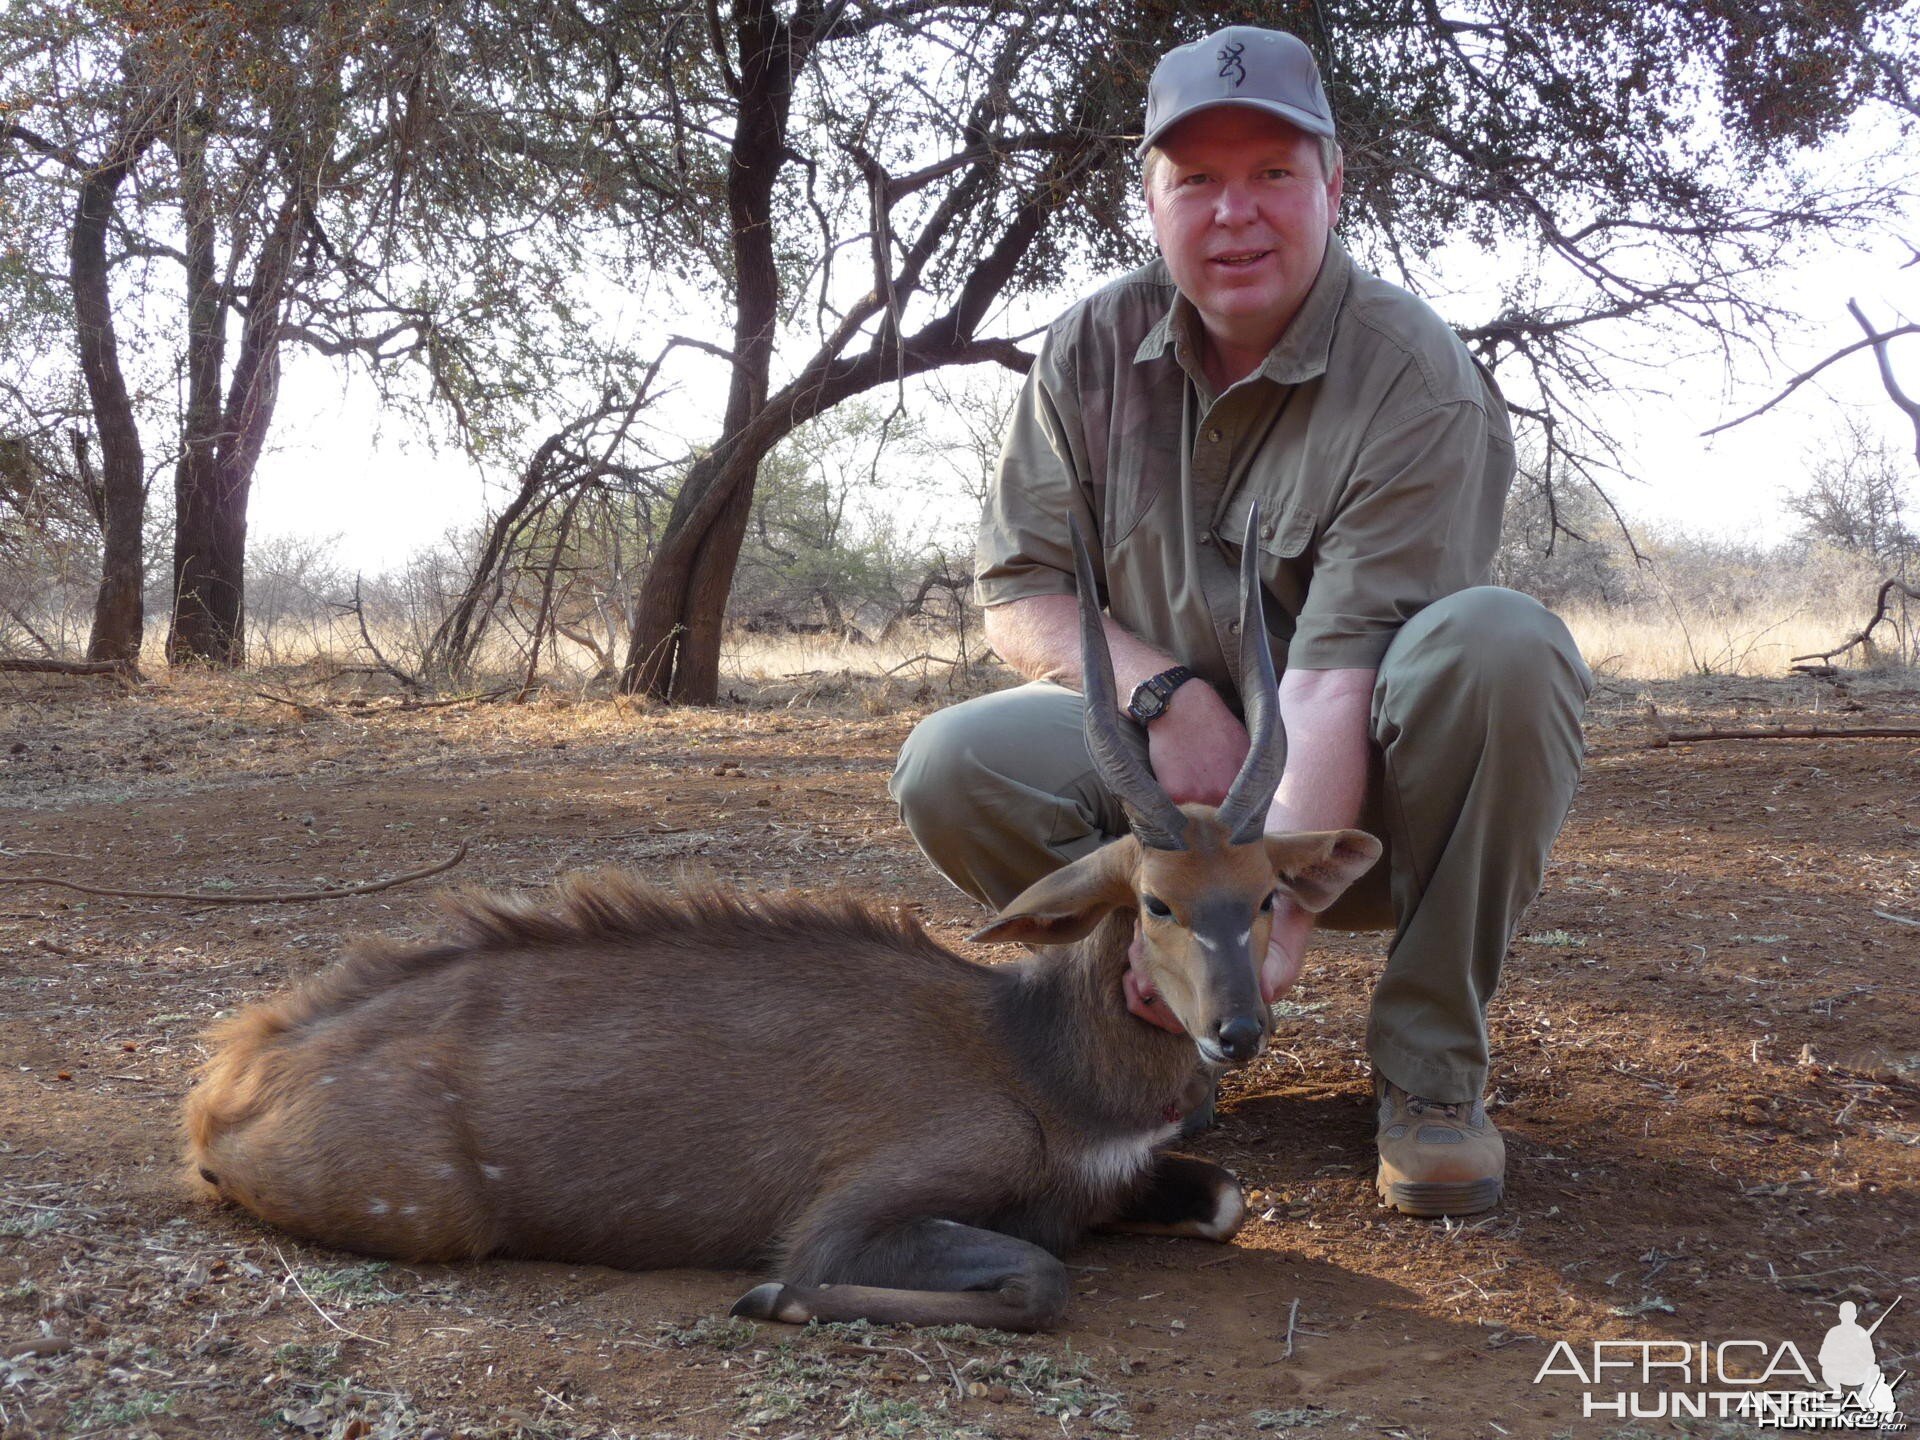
[1068,518,1190,851]
[1215,503,1285,843]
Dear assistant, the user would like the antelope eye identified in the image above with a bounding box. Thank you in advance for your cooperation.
[1143,895,1173,919]
[1259,891,1277,912]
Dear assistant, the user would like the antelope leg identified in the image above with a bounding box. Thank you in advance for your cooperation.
[732,1219,1069,1332]
[1098,1153,1245,1241]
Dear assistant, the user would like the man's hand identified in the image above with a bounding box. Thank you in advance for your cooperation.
[1124,898,1312,1036]
[1124,926,1189,1034]
[1145,679,1250,806]
[1260,898,1313,1004]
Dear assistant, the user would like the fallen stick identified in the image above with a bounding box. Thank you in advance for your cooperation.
[1650,725,1920,746]
[255,690,336,720]
[273,1247,389,1347]
[0,657,140,679]
[394,688,514,711]
[0,843,468,905]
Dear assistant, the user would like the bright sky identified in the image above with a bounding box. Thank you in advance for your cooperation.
[246,119,1920,576]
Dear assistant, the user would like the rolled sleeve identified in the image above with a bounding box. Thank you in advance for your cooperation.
[974,332,1104,609]
[1288,399,1513,670]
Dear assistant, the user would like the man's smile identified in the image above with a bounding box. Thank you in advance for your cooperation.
[1210,248,1274,267]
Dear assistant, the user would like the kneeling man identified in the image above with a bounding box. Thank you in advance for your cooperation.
[892,25,1592,1217]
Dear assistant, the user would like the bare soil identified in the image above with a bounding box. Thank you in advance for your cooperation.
[1,665,1917,1440]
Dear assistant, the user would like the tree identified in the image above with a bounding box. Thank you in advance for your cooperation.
[1785,415,1917,563]
[1,0,666,664]
[9,1,1915,687]
[606,0,1917,701]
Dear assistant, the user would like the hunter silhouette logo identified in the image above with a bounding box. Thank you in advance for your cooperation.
[1217,43,1247,87]
[1820,1298,1904,1418]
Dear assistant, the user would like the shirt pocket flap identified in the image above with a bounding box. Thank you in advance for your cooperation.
[1219,484,1317,560]
[1261,504,1318,559]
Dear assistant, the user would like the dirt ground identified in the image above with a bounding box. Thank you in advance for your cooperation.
[1,662,1917,1440]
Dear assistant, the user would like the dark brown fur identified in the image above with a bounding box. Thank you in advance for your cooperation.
[185,868,1211,1319]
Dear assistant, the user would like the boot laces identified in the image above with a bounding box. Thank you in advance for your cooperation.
[1405,1094,1464,1121]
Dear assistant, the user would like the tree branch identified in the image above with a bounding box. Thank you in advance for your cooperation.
[1700,323,1920,438]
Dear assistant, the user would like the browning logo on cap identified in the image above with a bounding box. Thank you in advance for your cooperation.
[1217,42,1247,87]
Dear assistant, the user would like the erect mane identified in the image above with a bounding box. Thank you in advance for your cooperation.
[215,871,973,1051]
[442,869,964,969]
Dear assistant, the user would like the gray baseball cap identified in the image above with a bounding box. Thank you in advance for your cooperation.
[1137,26,1334,159]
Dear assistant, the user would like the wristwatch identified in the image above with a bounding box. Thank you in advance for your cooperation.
[1126,665,1195,725]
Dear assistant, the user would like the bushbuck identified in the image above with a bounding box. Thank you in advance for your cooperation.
[184,507,1379,1331]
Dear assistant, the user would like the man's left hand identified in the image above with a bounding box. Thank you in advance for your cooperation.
[1260,898,1314,1004]
[1124,900,1314,1035]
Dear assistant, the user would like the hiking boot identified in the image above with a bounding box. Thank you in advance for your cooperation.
[1374,1078,1504,1217]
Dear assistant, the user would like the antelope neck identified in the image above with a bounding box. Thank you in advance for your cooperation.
[997,912,1203,1133]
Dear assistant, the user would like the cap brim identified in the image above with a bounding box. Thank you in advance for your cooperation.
[1135,98,1335,160]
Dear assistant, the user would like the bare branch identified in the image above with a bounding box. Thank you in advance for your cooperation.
[1700,323,1920,438]
[1849,298,1920,466]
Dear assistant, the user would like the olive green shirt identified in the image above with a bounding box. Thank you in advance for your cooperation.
[975,236,1514,696]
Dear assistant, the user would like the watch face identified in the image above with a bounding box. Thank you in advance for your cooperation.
[1130,684,1168,722]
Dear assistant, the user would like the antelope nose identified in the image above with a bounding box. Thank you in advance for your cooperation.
[1215,1016,1264,1063]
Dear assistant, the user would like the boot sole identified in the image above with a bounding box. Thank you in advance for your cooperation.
[1375,1172,1503,1217]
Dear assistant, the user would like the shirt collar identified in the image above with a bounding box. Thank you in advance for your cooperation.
[1133,234,1353,386]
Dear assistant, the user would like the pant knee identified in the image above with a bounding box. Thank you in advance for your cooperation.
[1385,587,1591,703]
[891,705,976,837]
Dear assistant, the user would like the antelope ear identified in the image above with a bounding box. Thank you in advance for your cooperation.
[969,838,1139,946]
[1263,829,1383,913]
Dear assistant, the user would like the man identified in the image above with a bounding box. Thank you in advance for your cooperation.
[890,25,1592,1217]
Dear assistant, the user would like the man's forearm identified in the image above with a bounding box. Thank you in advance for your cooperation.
[1264,667,1375,836]
[982,594,1185,709]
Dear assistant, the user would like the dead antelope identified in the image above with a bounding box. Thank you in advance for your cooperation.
[184,507,1379,1331]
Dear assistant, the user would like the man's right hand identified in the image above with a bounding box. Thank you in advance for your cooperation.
[1144,678,1251,807]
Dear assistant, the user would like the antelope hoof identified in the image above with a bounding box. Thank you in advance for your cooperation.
[730,1282,811,1325]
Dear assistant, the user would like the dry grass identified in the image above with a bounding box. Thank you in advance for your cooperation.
[35,585,1917,693]
[1558,600,1878,681]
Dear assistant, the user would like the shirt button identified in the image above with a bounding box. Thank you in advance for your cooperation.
[1207,427,1223,444]
[1199,532,1214,546]
[1261,520,1277,540]
[1227,619,1241,635]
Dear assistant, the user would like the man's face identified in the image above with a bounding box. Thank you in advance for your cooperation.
[1144,107,1342,358]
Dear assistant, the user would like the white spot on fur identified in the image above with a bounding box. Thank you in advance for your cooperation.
[441,1091,458,1103]
[318,1075,336,1086]
[1194,932,1222,952]
[1079,1124,1180,1192]
[436,1162,457,1178]
[368,1198,390,1216]
[1236,929,1250,947]
[481,1163,505,1181]
[402,1204,420,1216]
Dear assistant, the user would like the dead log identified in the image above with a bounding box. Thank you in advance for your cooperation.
[0,657,141,679]
[1792,578,1920,667]
[1650,724,1920,747]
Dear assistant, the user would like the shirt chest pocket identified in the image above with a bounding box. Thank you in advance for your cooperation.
[1219,490,1318,640]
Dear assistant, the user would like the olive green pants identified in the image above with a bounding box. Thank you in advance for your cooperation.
[888,587,1593,1104]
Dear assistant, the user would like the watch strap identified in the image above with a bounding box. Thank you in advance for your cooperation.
[1127,664,1195,724]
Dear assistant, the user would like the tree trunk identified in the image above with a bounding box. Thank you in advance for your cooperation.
[620,0,790,702]
[70,116,159,664]
[166,116,236,664]
[619,24,1083,703]
[168,193,299,666]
